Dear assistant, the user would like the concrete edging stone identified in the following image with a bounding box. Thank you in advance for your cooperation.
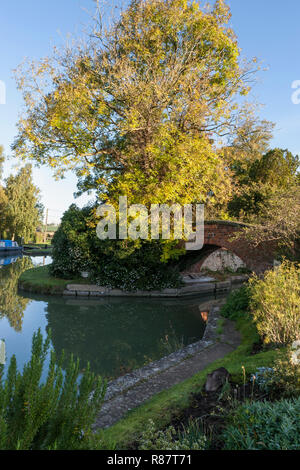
[63,276,248,298]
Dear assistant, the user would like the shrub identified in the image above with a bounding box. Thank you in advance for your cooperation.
[0,330,106,450]
[222,398,300,450]
[138,419,206,451]
[92,260,182,291]
[220,285,251,320]
[270,361,300,399]
[250,367,275,393]
[249,260,300,345]
[256,342,300,399]
[50,204,92,279]
[51,204,183,290]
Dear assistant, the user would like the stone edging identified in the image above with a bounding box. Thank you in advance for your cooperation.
[103,304,221,403]
[63,276,248,298]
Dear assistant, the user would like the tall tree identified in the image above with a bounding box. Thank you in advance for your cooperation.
[225,117,300,256]
[0,146,8,238]
[0,145,4,179]
[223,110,275,175]
[219,110,299,221]
[4,164,41,242]
[13,0,257,209]
[228,148,300,221]
[238,186,300,260]
[0,188,8,238]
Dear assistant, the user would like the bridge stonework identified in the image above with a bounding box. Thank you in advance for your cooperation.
[185,221,276,274]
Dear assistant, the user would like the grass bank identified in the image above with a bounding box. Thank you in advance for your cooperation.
[98,314,283,449]
[18,264,87,295]
[23,243,53,256]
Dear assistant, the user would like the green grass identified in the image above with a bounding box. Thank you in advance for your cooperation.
[216,318,226,336]
[25,249,53,256]
[18,265,88,295]
[97,315,284,449]
[25,243,52,247]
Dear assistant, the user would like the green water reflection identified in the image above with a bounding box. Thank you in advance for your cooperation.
[0,256,33,331]
[0,257,213,379]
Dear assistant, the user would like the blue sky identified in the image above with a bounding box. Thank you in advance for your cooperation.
[0,0,300,223]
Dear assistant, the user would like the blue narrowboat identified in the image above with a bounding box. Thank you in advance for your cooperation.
[0,240,23,254]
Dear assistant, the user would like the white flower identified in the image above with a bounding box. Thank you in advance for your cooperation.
[291,352,300,366]
[290,340,300,365]
[0,339,5,365]
[291,340,300,351]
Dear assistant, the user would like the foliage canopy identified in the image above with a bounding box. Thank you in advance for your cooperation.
[13,0,255,209]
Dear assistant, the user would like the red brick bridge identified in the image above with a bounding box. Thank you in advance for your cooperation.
[183,220,276,274]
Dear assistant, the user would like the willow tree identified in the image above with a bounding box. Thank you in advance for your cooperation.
[13,0,256,209]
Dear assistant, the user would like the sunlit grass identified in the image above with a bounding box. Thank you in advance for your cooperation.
[18,265,88,294]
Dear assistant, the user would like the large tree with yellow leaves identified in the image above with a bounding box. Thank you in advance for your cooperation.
[13,0,256,209]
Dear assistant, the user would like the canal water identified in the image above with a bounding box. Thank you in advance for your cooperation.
[0,255,217,380]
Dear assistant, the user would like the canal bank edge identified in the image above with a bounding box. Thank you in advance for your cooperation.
[18,265,249,297]
[63,276,248,297]
[104,303,220,402]
[94,302,241,429]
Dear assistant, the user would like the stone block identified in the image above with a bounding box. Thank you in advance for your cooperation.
[63,290,76,296]
[160,288,179,296]
[67,284,104,292]
[109,289,124,296]
[230,275,249,284]
[149,291,163,297]
[76,291,90,297]
[215,281,231,292]
[179,283,215,296]
[89,291,107,297]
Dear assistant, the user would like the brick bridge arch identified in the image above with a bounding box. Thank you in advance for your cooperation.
[184,221,276,274]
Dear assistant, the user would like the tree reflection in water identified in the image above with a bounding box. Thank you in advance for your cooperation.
[0,256,33,331]
[0,259,212,380]
[44,297,206,380]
